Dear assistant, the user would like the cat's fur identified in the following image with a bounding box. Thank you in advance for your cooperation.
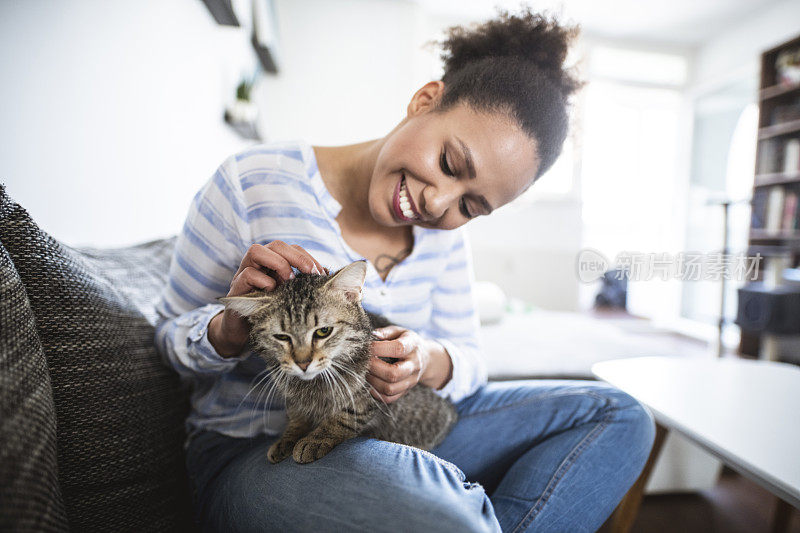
[219,260,458,464]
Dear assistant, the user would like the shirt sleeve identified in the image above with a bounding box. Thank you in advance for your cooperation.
[426,228,488,403]
[153,154,253,379]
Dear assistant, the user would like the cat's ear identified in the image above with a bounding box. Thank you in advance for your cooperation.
[218,291,273,317]
[325,260,367,303]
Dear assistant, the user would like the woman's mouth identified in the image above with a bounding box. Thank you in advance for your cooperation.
[393,174,420,222]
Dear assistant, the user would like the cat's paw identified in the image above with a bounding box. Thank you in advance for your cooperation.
[267,439,294,463]
[293,437,336,464]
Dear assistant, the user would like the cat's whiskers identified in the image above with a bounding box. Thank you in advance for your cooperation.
[265,370,290,431]
[324,365,346,410]
[320,367,338,410]
[330,359,362,382]
[236,363,280,416]
[327,363,358,416]
[369,387,398,425]
[249,373,275,435]
[252,367,287,434]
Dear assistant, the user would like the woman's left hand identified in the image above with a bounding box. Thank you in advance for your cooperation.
[367,326,453,404]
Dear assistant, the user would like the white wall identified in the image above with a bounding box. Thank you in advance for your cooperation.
[0,0,435,248]
[0,0,260,248]
[690,0,800,92]
[469,200,583,311]
[259,0,432,144]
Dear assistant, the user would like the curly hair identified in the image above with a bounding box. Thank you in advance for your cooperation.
[437,8,584,182]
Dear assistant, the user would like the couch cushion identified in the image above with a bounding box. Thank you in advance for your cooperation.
[0,242,68,532]
[0,185,193,532]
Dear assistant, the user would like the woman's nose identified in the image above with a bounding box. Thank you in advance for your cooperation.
[421,184,459,220]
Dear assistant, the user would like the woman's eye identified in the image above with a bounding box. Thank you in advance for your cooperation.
[314,327,333,338]
[459,198,473,219]
[440,149,454,177]
[273,334,291,342]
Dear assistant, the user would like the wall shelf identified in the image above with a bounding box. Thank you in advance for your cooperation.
[754,172,800,187]
[759,82,800,101]
[750,229,800,241]
[201,0,240,26]
[758,118,800,140]
[742,33,800,357]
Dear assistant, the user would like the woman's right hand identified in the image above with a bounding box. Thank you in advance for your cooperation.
[208,241,328,358]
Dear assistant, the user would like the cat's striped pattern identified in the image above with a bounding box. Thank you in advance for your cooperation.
[154,140,486,442]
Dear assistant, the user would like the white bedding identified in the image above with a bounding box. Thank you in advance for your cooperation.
[480,307,710,379]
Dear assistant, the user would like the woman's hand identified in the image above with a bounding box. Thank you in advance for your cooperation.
[367,326,454,404]
[208,241,328,358]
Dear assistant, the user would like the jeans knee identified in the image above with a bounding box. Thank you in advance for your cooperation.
[409,482,500,533]
[613,391,656,469]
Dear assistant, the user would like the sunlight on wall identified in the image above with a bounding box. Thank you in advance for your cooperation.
[514,136,576,202]
[680,86,757,334]
[581,81,683,257]
[577,47,688,319]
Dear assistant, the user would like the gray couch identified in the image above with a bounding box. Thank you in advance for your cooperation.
[0,185,194,532]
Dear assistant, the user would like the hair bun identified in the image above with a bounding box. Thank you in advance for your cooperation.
[440,8,582,97]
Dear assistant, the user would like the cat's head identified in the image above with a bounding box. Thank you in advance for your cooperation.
[219,260,372,381]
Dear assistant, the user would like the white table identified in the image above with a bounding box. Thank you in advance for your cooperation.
[592,356,800,531]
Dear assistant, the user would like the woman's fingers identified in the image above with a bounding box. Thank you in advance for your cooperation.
[370,337,413,359]
[235,241,327,281]
[266,240,320,274]
[369,356,416,383]
[372,325,407,341]
[290,244,329,275]
[367,346,420,404]
[229,266,277,295]
[366,373,418,403]
[235,244,294,280]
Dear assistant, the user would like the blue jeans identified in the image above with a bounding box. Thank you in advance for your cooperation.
[185,380,655,532]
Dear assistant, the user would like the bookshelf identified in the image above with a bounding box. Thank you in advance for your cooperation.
[741,34,800,356]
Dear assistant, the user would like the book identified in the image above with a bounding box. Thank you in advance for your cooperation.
[765,185,786,233]
[757,140,778,174]
[751,187,769,229]
[781,189,798,230]
[784,138,800,174]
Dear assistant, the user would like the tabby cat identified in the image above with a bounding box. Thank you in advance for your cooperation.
[219,260,458,464]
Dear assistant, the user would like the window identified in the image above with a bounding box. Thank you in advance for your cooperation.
[578,46,688,319]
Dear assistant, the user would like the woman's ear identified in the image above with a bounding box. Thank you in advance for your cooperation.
[324,260,367,303]
[218,292,273,318]
[407,81,445,117]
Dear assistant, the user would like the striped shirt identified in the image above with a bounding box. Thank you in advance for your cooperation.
[154,140,486,441]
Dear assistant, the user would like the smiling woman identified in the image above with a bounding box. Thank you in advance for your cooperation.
[154,7,655,533]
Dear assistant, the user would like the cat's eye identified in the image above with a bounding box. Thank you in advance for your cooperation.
[273,334,291,342]
[313,327,333,339]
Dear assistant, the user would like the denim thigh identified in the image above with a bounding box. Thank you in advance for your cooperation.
[186,430,501,533]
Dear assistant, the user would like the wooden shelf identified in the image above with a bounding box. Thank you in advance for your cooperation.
[750,229,800,241]
[758,118,800,140]
[749,243,800,255]
[223,112,261,141]
[760,83,800,101]
[754,172,800,187]
[201,0,240,26]
[743,33,800,357]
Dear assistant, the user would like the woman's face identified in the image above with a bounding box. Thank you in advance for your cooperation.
[368,84,539,231]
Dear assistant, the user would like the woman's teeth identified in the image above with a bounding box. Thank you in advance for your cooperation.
[399,178,417,219]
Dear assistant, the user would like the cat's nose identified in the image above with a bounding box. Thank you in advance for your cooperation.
[296,361,311,371]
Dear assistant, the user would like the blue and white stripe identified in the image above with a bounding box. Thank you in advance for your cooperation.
[154,140,486,442]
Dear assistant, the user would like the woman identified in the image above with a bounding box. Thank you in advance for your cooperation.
[155,9,655,532]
